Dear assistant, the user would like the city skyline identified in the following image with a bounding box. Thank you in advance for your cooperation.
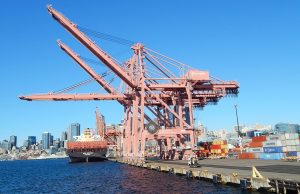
[0,1,299,143]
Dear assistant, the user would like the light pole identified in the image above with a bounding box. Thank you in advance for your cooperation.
[234,105,242,153]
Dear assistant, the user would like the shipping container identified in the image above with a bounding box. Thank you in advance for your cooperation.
[67,141,107,149]
[249,142,263,148]
[238,152,256,159]
[281,133,299,140]
[249,147,263,153]
[211,145,221,149]
[259,153,286,160]
[252,136,266,142]
[267,135,280,141]
[286,151,298,157]
[285,139,299,146]
[263,140,284,147]
[263,146,284,153]
[286,145,297,152]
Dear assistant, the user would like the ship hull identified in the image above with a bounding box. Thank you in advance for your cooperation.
[67,148,107,163]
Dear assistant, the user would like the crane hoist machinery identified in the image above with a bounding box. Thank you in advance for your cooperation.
[20,5,239,162]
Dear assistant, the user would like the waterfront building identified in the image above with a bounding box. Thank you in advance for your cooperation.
[9,135,17,148]
[68,123,80,142]
[42,132,51,150]
[28,136,36,146]
[23,140,29,149]
[275,123,300,134]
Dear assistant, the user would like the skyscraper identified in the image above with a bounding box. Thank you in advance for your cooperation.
[23,140,29,148]
[9,135,17,148]
[42,132,51,150]
[60,131,67,148]
[68,123,80,142]
[61,131,67,141]
[28,136,36,146]
[50,135,54,146]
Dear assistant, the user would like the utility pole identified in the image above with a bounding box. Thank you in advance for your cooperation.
[234,105,242,153]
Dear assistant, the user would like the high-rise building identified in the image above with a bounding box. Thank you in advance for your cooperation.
[42,132,51,150]
[1,140,10,150]
[61,131,67,141]
[23,140,29,148]
[28,136,36,146]
[9,135,17,148]
[60,131,67,148]
[50,135,54,146]
[68,123,80,142]
[54,138,60,149]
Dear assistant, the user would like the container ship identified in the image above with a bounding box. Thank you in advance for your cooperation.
[67,128,108,163]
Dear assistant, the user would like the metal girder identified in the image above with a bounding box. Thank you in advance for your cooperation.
[47,5,136,88]
[19,94,127,101]
[57,40,119,95]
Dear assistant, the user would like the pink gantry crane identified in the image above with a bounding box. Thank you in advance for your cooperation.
[20,5,239,162]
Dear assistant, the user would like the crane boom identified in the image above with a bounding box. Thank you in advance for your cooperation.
[58,40,152,122]
[19,94,126,101]
[58,40,119,95]
[47,5,136,88]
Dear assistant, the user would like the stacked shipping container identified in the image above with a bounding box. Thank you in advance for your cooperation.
[210,139,228,157]
[239,133,300,160]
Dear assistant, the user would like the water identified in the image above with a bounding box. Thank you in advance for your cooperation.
[0,159,257,194]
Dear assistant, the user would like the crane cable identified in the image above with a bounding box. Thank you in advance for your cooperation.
[78,26,135,46]
[53,70,111,94]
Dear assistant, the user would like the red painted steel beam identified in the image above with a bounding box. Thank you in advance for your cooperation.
[47,5,136,88]
[58,40,119,95]
[19,94,127,101]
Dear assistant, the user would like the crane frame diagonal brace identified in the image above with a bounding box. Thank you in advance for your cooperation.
[144,86,191,128]
[47,5,136,89]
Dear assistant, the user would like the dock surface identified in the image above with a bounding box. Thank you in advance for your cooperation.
[148,159,300,182]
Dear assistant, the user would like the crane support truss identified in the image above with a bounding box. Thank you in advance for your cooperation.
[20,5,239,162]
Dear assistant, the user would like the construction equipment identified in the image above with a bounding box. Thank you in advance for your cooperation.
[188,157,202,168]
[20,5,239,162]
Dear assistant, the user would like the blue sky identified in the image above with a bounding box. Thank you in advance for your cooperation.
[0,1,299,145]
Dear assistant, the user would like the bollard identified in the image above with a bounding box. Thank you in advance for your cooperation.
[168,168,175,175]
[186,170,193,179]
[240,178,251,189]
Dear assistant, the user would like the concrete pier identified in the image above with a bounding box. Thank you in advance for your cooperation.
[110,158,300,193]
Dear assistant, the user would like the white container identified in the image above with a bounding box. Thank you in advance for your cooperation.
[284,133,298,140]
[267,135,280,141]
[286,139,300,146]
[297,152,300,157]
[286,140,294,146]
[263,140,282,147]
[282,147,287,152]
[286,145,297,152]
[280,134,287,141]
[281,140,287,146]
[249,147,263,153]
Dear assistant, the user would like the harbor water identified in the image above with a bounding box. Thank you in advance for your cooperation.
[0,158,262,193]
